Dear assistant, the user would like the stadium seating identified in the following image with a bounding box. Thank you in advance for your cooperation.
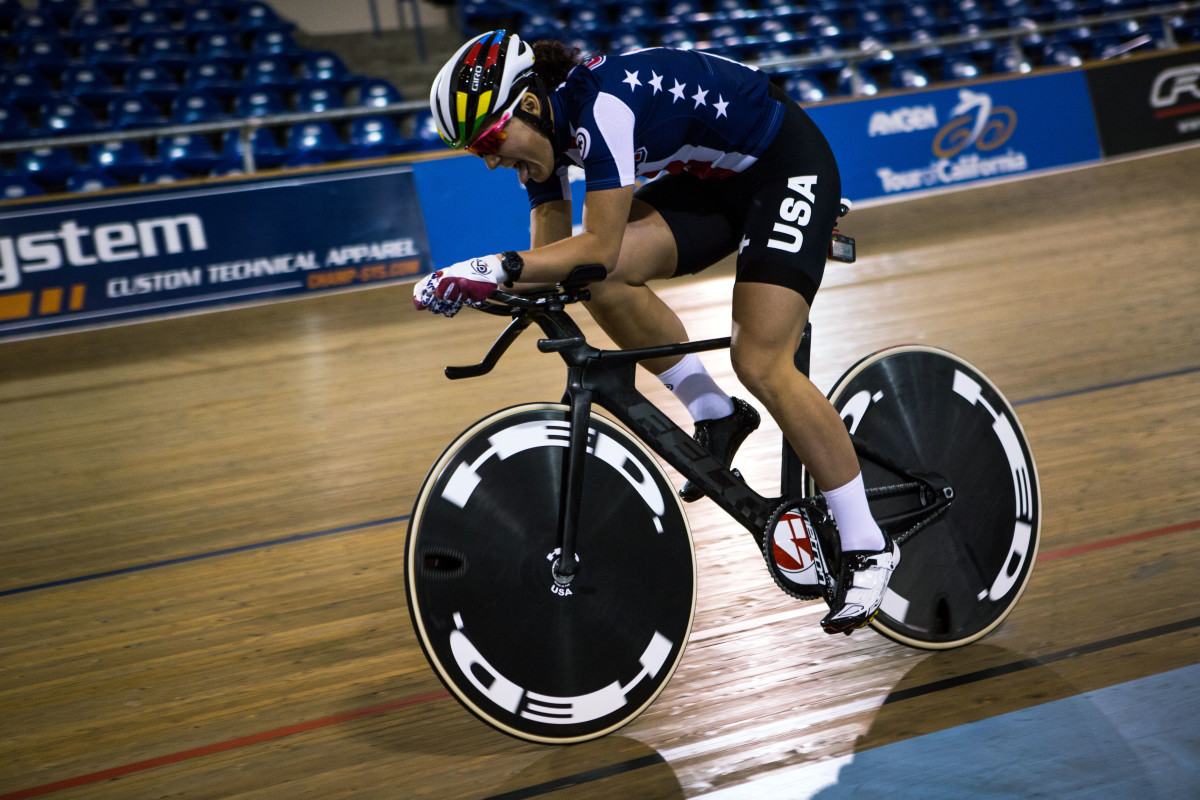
[1,0,1187,197]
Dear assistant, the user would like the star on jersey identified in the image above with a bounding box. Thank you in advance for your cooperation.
[714,95,729,118]
[691,86,708,109]
[623,70,641,91]
[669,79,686,103]
[648,71,664,94]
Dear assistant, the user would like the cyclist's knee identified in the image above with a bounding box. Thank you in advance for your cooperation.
[731,345,794,404]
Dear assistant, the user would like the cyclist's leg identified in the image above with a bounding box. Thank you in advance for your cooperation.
[729,284,860,492]
[581,198,688,375]
[731,283,897,633]
[585,192,758,500]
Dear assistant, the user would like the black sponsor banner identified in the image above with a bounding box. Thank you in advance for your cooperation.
[1086,46,1200,156]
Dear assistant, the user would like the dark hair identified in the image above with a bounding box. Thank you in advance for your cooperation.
[531,40,584,90]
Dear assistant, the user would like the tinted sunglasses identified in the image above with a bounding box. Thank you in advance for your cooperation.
[465,90,527,156]
[466,111,512,156]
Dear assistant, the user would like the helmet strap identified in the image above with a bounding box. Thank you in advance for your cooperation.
[514,75,556,142]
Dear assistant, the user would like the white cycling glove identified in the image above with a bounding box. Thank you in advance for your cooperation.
[413,254,506,317]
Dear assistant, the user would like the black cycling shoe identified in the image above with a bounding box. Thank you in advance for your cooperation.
[679,397,761,503]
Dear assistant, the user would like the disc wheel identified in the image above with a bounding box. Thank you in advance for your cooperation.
[811,347,1041,649]
[405,404,695,743]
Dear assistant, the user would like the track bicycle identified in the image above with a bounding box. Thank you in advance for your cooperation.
[405,258,1041,745]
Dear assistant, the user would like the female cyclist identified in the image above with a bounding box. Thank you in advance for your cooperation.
[413,30,897,635]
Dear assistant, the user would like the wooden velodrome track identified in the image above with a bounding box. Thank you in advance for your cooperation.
[1,145,1197,799]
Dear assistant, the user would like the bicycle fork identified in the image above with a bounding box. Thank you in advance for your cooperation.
[553,369,592,586]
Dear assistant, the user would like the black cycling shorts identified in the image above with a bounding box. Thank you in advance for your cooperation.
[634,85,842,306]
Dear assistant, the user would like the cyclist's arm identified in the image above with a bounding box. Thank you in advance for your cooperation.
[512,185,634,283]
[531,199,572,248]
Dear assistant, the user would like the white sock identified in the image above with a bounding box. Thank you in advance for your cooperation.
[823,473,887,552]
[656,353,735,422]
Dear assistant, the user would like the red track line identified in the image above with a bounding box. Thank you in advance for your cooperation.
[0,691,450,800]
[1036,519,1199,562]
[4,519,1196,799]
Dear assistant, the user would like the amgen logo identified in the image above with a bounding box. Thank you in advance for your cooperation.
[868,104,939,136]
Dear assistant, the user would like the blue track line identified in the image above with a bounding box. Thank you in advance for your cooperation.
[0,516,408,598]
[1013,365,1200,406]
[3,363,1196,599]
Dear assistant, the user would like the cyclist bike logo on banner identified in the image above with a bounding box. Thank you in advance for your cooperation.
[932,88,1018,158]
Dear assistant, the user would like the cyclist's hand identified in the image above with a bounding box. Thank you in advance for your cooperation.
[413,255,504,317]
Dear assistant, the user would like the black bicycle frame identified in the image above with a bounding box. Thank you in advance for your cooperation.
[445,281,952,580]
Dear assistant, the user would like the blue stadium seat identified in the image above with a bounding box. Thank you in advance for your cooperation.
[1,172,45,200]
[299,51,351,84]
[294,85,344,113]
[781,72,827,104]
[890,59,933,89]
[0,0,26,30]
[209,162,247,179]
[836,64,879,97]
[993,44,1033,74]
[22,38,73,75]
[12,11,58,40]
[182,6,230,35]
[79,37,137,76]
[243,55,299,90]
[407,110,443,151]
[126,62,180,103]
[939,54,981,80]
[357,78,403,108]
[1042,41,1083,67]
[159,134,225,173]
[39,97,97,135]
[40,0,80,23]
[137,163,189,185]
[185,60,242,98]
[609,31,651,52]
[17,146,82,184]
[234,88,286,117]
[195,32,247,60]
[171,89,226,123]
[251,29,299,56]
[89,139,149,178]
[0,103,32,140]
[69,8,117,37]
[140,34,194,70]
[221,127,286,167]
[286,121,349,162]
[1,69,56,109]
[109,93,168,128]
[349,116,409,158]
[855,8,897,36]
[67,169,119,193]
[237,1,290,32]
[92,0,137,26]
[128,7,174,38]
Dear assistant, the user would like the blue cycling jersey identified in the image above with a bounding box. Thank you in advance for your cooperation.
[525,48,786,208]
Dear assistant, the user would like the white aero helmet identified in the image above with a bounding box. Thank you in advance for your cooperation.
[429,30,537,149]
